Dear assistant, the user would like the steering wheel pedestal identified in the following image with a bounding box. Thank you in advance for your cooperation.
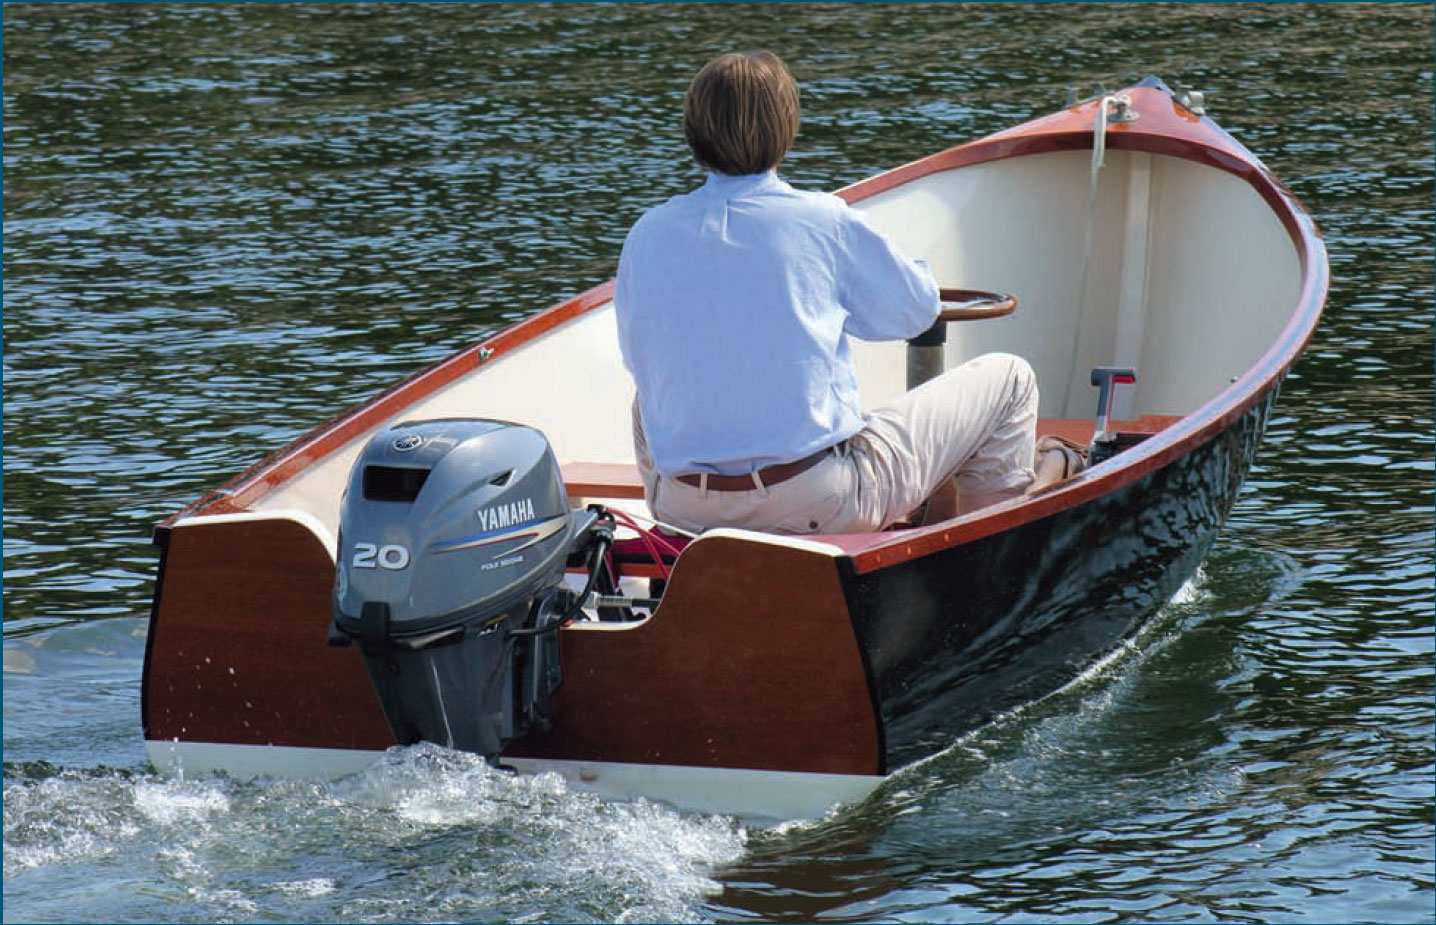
[905,289,1017,390]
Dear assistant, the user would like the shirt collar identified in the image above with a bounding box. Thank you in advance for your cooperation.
[702,169,784,197]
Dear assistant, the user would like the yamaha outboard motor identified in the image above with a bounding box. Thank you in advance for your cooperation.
[329,419,606,762]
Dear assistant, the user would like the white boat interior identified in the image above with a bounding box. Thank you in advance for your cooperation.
[246,146,1304,540]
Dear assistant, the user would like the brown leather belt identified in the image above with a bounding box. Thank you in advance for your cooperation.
[675,448,832,492]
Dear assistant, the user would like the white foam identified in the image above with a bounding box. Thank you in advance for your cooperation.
[133,778,231,825]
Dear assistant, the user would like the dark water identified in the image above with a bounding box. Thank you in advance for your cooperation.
[4,3,1432,923]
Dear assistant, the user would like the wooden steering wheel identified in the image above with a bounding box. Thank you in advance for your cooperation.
[936,288,1018,323]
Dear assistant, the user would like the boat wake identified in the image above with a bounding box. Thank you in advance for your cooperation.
[3,744,747,924]
[852,566,1221,805]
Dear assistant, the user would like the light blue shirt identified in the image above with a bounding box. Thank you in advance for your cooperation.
[615,170,940,476]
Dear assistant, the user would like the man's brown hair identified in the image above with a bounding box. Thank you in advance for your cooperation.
[683,51,800,176]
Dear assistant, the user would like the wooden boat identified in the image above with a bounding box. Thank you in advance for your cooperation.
[142,78,1327,820]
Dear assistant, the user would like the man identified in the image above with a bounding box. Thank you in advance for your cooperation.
[615,50,1062,536]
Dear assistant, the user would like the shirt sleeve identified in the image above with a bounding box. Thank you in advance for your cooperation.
[613,228,642,377]
[834,205,940,342]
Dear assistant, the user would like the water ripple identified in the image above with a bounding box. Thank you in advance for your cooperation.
[3,3,1432,923]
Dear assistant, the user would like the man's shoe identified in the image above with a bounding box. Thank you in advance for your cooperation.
[1033,434,1089,487]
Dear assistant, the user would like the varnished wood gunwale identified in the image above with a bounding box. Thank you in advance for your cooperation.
[160,281,615,528]
[162,81,1326,571]
[832,82,1327,574]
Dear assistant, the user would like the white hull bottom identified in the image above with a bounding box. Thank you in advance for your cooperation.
[144,739,884,821]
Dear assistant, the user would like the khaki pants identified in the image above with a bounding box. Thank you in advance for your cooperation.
[635,352,1038,534]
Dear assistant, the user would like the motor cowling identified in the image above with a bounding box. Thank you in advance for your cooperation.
[330,418,590,761]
